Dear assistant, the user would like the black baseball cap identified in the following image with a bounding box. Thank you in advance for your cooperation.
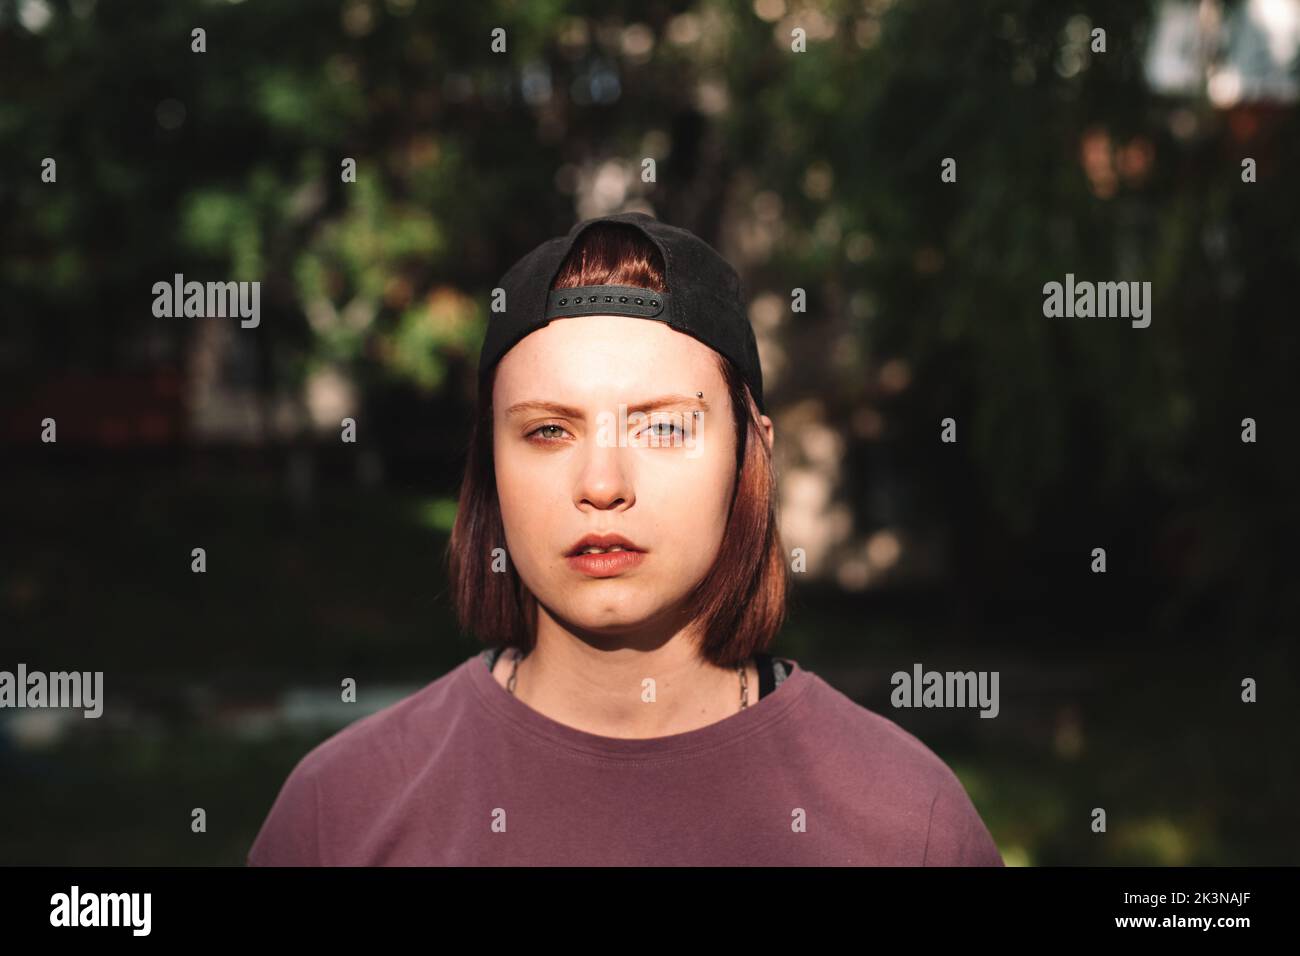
[478,211,766,415]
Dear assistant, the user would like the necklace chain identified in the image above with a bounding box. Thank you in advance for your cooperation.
[507,650,750,710]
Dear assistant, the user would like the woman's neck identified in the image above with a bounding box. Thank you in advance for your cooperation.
[491,630,758,739]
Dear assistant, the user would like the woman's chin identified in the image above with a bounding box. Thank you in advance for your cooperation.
[550,601,676,635]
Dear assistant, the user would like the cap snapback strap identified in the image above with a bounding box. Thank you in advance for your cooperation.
[546,285,669,321]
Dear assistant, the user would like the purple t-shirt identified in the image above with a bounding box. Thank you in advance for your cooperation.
[247,653,1003,866]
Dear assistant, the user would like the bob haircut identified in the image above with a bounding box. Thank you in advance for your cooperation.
[446,222,787,669]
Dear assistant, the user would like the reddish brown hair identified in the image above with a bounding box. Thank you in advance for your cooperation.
[446,223,787,668]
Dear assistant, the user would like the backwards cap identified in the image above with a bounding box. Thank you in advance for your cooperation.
[478,211,765,415]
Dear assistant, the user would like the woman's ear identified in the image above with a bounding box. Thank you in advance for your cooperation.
[759,414,774,454]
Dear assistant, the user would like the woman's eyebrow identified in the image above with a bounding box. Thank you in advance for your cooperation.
[503,394,710,419]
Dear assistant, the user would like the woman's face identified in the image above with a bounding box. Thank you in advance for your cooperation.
[492,314,739,640]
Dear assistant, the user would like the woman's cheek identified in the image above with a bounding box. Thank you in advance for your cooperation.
[504,485,568,582]
[495,481,536,572]
[669,500,729,584]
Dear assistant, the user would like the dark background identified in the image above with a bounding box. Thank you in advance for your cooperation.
[2,0,1297,865]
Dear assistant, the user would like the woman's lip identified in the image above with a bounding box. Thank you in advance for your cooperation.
[564,549,646,577]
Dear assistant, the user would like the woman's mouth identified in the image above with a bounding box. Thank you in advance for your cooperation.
[564,546,646,577]
[563,534,647,577]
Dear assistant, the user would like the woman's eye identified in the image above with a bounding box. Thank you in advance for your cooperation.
[638,416,685,442]
[528,424,568,442]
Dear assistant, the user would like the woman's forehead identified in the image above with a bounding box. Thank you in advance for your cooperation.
[494,314,724,401]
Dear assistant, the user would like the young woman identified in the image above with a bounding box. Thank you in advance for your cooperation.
[248,212,1003,867]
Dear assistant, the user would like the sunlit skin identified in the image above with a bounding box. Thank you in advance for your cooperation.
[490,314,775,738]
